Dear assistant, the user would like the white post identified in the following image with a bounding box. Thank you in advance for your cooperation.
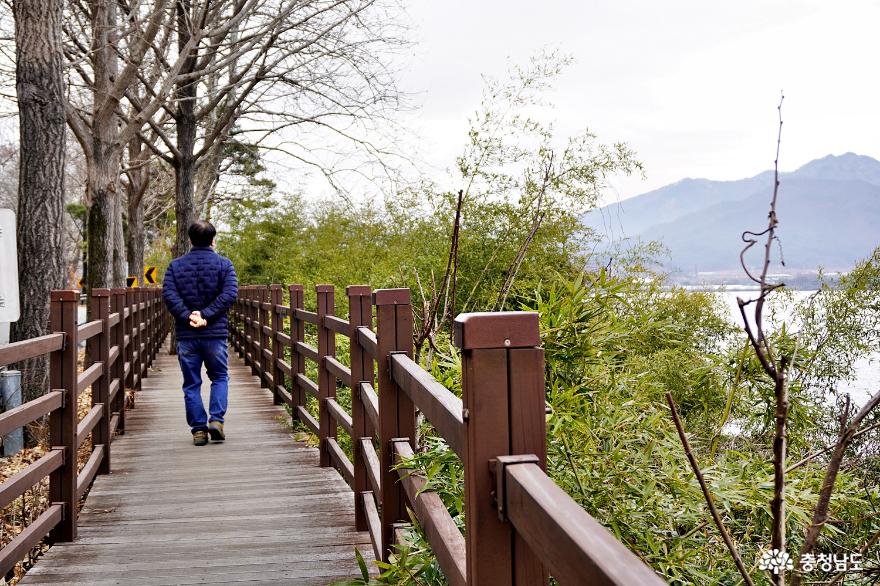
[0,369,23,455]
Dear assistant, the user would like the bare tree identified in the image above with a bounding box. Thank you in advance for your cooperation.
[712,94,879,586]
[143,0,405,255]
[63,0,200,288]
[10,0,67,406]
[736,94,790,584]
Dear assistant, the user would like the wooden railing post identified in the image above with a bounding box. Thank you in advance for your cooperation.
[124,289,135,391]
[48,290,78,543]
[89,289,112,475]
[373,288,415,561]
[133,288,142,388]
[127,288,140,390]
[249,287,259,377]
[242,288,249,358]
[289,285,305,420]
[149,289,157,368]
[111,288,127,434]
[270,284,284,405]
[231,290,240,356]
[454,312,547,586]
[236,290,244,357]
[252,286,260,373]
[347,285,373,532]
[143,289,152,374]
[316,285,336,468]
[257,286,269,388]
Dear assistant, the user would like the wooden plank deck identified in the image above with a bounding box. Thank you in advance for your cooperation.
[20,343,372,586]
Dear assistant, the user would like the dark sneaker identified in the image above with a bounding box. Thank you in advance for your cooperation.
[193,430,209,446]
[208,421,225,442]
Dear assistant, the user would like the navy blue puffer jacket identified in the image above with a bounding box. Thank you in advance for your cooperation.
[162,247,238,340]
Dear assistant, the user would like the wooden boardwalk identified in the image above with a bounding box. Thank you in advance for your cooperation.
[20,343,372,586]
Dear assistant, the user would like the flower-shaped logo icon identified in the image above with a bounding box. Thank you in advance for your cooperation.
[758,549,794,575]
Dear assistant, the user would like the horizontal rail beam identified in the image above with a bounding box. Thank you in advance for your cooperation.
[394,440,467,586]
[361,438,381,496]
[295,374,319,398]
[390,354,464,458]
[296,406,319,436]
[0,391,63,437]
[77,319,103,341]
[276,385,293,407]
[359,382,379,432]
[0,333,64,367]
[108,346,119,367]
[109,414,120,437]
[294,308,318,325]
[503,461,666,586]
[76,445,105,500]
[0,504,62,577]
[76,362,104,396]
[76,405,104,449]
[362,491,383,563]
[324,315,350,335]
[326,438,354,488]
[275,358,291,377]
[108,379,121,405]
[294,341,318,363]
[325,356,352,388]
[356,327,377,359]
[0,449,63,510]
[326,398,353,437]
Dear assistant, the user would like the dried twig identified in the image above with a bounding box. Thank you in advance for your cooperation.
[737,93,790,584]
[786,419,880,473]
[413,189,463,357]
[666,393,755,586]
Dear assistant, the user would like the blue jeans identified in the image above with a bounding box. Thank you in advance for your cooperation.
[176,338,229,433]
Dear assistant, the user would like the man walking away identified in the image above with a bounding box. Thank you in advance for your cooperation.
[162,220,238,446]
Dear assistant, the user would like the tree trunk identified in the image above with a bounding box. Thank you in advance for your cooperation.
[126,187,145,283]
[124,130,151,286]
[10,0,67,407]
[86,150,122,289]
[168,0,197,356]
[174,0,197,258]
[112,194,125,284]
[85,0,123,291]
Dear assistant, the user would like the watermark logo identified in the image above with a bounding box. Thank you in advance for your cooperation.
[758,549,863,575]
[759,549,794,575]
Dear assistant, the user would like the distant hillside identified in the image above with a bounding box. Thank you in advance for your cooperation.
[585,153,880,274]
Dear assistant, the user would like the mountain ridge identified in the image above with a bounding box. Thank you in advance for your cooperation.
[585,153,880,274]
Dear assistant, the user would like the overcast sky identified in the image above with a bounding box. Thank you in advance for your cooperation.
[396,0,880,205]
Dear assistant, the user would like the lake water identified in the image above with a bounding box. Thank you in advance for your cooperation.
[716,291,878,406]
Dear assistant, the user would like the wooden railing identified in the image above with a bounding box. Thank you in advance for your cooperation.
[0,287,168,576]
[231,284,666,586]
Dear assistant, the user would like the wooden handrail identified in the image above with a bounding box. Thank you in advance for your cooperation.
[0,333,64,367]
[0,450,64,510]
[500,460,667,585]
[77,319,103,341]
[0,285,169,576]
[394,440,467,586]
[229,284,667,586]
[389,353,464,458]
[0,391,63,437]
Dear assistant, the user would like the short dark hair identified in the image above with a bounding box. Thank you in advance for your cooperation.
[188,220,216,247]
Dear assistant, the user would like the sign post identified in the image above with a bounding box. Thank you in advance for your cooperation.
[0,209,20,345]
[144,266,158,285]
[0,209,22,455]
